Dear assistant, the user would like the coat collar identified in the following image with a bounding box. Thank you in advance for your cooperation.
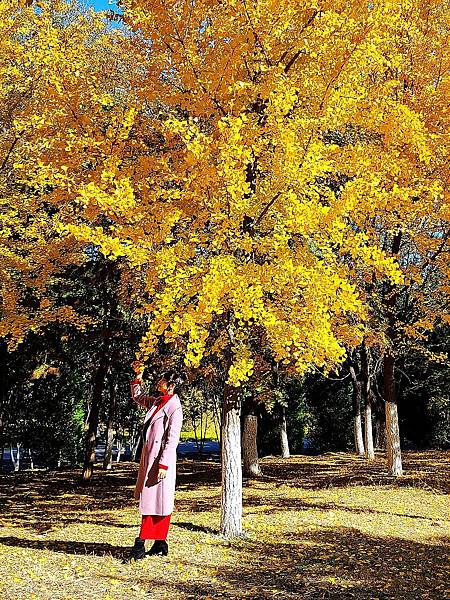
[161,393,180,416]
[148,393,180,423]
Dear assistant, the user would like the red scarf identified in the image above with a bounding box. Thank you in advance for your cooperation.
[151,392,173,417]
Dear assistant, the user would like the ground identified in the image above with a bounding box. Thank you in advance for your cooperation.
[0,451,448,600]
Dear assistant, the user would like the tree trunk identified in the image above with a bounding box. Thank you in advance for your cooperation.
[364,396,375,460]
[384,352,403,476]
[220,382,243,538]
[383,231,403,476]
[115,436,123,463]
[199,408,208,455]
[131,428,140,462]
[28,447,34,471]
[103,376,117,470]
[103,424,114,470]
[10,442,20,472]
[350,365,365,456]
[361,345,375,460]
[192,412,202,456]
[242,415,262,477]
[212,393,222,444]
[0,414,4,473]
[280,405,290,458]
[373,397,386,449]
[82,355,108,481]
[374,416,386,449]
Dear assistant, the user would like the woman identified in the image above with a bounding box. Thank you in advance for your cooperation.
[127,363,184,561]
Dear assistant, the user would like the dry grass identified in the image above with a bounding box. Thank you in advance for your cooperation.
[0,451,448,599]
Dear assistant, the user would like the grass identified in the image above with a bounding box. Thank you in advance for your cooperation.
[179,431,218,443]
[180,424,219,443]
[0,451,448,599]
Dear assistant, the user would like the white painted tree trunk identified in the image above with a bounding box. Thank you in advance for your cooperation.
[131,433,140,462]
[361,345,375,460]
[242,415,262,477]
[103,376,116,470]
[350,365,365,456]
[10,442,20,471]
[28,448,34,471]
[115,437,123,463]
[364,398,375,460]
[354,414,365,456]
[220,383,243,538]
[280,406,290,458]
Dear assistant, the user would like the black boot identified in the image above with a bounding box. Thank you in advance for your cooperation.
[148,540,168,556]
[126,537,146,562]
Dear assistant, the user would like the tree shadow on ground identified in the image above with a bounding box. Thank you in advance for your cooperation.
[241,493,447,523]
[271,499,444,521]
[0,535,127,559]
[173,521,219,535]
[257,451,450,493]
[0,459,221,532]
[1,526,447,599]
[0,465,137,532]
[1,452,448,534]
[0,452,448,598]
[170,528,450,599]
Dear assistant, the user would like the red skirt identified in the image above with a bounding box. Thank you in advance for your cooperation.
[139,514,171,540]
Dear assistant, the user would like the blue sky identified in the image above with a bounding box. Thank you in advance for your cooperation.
[87,1,120,11]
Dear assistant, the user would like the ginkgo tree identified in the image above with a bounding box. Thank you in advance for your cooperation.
[3,0,449,537]
[0,0,141,347]
[338,0,450,475]
[0,0,88,347]
[0,0,144,481]
[59,0,407,536]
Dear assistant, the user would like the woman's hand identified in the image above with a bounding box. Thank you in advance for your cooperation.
[157,468,167,482]
[132,360,145,381]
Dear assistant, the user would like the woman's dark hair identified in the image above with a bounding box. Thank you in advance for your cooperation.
[162,370,186,393]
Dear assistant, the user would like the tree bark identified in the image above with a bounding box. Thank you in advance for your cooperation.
[28,447,34,471]
[103,424,114,470]
[374,414,386,449]
[103,375,117,470]
[131,427,140,462]
[82,355,108,481]
[280,405,290,458]
[361,345,375,460]
[242,415,262,477]
[115,436,123,463]
[364,396,375,460]
[10,442,20,472]
[350,365,365,456]
[220,382,243,538]
[212,392,222,445]
[384,352,403,476]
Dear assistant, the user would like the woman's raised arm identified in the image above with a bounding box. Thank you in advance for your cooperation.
[130,379,155,410]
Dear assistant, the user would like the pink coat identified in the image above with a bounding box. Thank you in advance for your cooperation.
[130,381,183,516]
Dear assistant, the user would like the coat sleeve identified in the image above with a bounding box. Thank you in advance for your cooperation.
[130,380,155,410]
[159,406,183,468]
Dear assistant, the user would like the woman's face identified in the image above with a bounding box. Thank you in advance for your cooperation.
[157,378,174,395]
